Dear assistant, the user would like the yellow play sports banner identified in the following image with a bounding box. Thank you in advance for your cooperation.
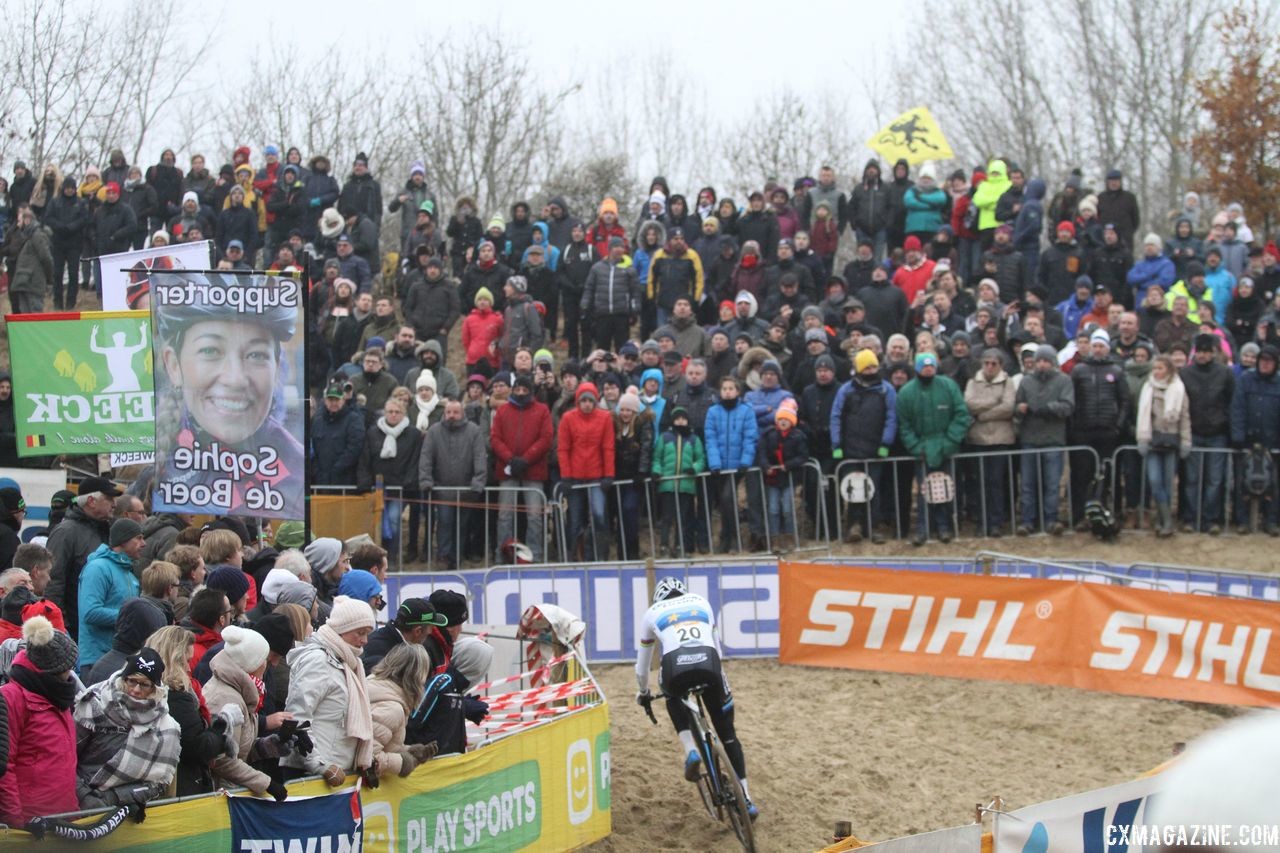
[867,107,954,165]
[3,702,611,852]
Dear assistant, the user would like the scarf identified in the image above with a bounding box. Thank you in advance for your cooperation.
[9,659,77,710]
[73,674,180,793]
[741,254,759,269]
[1137,375,1185,436]
[376,415,410,459]
[315,625,374,769]
[416,394,440,431]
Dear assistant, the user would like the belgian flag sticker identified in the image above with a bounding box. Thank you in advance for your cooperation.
[25,435,46,448]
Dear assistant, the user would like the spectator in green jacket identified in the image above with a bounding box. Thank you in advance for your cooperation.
[895,352,971,545]
[651,407,706,558]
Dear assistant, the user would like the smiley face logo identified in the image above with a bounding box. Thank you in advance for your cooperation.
[566,739,593,825]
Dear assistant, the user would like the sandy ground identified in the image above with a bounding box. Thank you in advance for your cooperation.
[584,532,1271,852]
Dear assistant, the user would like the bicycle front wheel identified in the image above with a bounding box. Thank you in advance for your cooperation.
[709,736,756,853]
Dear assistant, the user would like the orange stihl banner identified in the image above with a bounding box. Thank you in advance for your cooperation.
[779,562,1280,708]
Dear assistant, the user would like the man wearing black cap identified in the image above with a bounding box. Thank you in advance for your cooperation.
[1096,169,1140,250]
[647,227,704,331]
[311,380,366,485]
[425,589,469,673]
[1230,344,1280,534]
[46,476,119,641]
[363,597,450,673]
[403,253,461,359]
[1181,334,1234,534]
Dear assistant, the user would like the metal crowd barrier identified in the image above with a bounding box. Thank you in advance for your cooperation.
[1109,443,1241,533]
[829,445,1100,542]
[307,440,1280,574]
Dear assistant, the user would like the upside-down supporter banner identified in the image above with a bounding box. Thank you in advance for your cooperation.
[98,240,214,311]
[6,311,155,458]
[150,270,305,520]
[228,785,362,851]
[5,702,610,851]
[779,562,1280,707]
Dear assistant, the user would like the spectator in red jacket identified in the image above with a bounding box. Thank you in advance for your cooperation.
[587,199,628,258]
[0,616,81,825]
[491,374,553,562]
[557,383,616,561]
[461,286,504,377]
[892,236,937,306]
[184,588,231,675]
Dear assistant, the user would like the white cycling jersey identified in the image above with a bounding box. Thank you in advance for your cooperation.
[635,592,719,691]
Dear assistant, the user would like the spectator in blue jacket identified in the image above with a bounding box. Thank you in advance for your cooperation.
[743,361,795,431]
[1230,345,1280,534]
[1202,247,1236,325]
[77,519,144,677]
[902,164,948,246]
[704,376,759,553]
[1126,235,1177,304]
[1055,276,1095,339]
[1012,178,1046,290]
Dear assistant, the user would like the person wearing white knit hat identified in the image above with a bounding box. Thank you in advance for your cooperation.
[203,625,285,800]
[283,596,376,787]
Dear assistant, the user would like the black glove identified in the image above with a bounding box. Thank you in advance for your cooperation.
[253,734,292,759]
[291,726,314,757]
[463,696,489,724]
[510,456,529,478]
[266,779,289,802]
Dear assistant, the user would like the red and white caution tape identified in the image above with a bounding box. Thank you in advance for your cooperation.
[468,651,575,693]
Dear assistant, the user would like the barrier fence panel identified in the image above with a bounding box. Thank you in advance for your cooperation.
[383,559,781,662]
[308,442,1280,575]
[1109,443,1239,533]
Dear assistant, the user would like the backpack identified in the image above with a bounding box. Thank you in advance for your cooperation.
[1243,444,1275,497]
[962,194,980,232]
[1083,473,1118,541]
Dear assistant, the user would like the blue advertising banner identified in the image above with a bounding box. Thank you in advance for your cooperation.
[228,787,363,852]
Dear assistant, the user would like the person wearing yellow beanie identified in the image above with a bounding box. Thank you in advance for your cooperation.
[854,349,879,374]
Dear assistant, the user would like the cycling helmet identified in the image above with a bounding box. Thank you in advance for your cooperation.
[653,576,686,604]
[153,271,298,344]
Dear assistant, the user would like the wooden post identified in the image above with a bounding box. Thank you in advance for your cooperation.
[833,820,852,840]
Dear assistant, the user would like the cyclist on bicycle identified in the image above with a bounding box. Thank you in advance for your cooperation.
[636,576,758,818]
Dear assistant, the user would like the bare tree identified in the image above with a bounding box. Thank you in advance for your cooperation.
[719,88,861,195]
[892,0,1228,236]
[6,0,131,171]
[112,0,214,165]
[400,30,577,220]
[197,45,408,181]
[540,154,641,222]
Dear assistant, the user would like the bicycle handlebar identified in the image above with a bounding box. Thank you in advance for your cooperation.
[639,692,658,725]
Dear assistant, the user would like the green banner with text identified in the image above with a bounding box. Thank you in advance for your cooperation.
[6,310,155,457]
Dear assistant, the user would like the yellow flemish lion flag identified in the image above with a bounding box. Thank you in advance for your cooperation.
[867,107,954,165]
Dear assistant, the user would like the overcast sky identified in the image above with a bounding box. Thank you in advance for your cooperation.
[198,0,908,135]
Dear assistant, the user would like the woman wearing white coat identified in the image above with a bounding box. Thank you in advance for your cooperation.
[1136,354,1191,537]
[282,596,376,785]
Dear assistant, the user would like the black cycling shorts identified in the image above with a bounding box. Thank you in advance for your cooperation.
[660,645,730,704]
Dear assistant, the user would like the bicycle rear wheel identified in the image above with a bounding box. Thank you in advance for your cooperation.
[709,736,756,853]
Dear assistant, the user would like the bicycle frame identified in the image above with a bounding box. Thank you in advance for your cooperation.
[642,685,756,852]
